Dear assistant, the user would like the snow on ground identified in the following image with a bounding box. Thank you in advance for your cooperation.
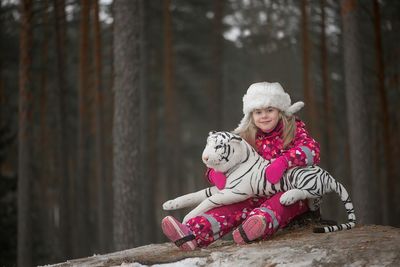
[117,257,207,267]
[117,245,328,267]
[46,225,400,267]
[208,246,327,267]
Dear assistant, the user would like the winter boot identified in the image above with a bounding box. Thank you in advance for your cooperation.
[232,215,267,244]
[161,216,197,251]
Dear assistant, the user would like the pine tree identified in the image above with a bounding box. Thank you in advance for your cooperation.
[113,0,144,250]
[17,0,34,265]
[341,0,379,224]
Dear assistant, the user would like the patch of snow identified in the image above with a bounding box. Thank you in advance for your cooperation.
[119,257,207,267]
[207,245,328,267]
[223,27,241,42]
[123,245,329,267]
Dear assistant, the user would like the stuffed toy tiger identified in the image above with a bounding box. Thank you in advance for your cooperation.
[163,131,356,233]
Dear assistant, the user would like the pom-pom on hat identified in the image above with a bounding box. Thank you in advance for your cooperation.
[235,82,304,132]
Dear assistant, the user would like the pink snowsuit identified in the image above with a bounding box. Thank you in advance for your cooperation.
[186,119,320,247]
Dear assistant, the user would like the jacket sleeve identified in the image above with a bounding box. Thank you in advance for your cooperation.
[281,120,320,168]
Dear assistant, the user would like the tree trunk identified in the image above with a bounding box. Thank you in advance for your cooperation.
[52,0,70,260]
[0,1,3,122]
[102,0,115,249]
[209,0,224,129]
[36,0,67,262]
[372,0,393,226]
[18,0,33,266]
[318,0,339,220]
[139,0,156,244]
[38,0,51,259]
[76,0,91,256]
[341,0,379,224]
[92,0,108,252]
[300,0,317,135]
[163,0,182,207]
[146,0,163,242]
[113,0,144,250]
[54,0,76,257]
[320,0,334,169]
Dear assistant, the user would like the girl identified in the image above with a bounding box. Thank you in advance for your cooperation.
[161,82,320,250]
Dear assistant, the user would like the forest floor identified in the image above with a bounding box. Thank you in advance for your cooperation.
[47,224,400,267]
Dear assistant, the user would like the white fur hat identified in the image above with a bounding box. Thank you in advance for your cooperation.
[235,82,304,132]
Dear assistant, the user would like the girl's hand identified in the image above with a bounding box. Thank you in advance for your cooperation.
[265,156,288,184]
[206,168,226,190]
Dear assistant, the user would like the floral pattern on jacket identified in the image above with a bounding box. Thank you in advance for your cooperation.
[255,119,320,168]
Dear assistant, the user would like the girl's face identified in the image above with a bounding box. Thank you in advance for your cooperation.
[252,107,280,133]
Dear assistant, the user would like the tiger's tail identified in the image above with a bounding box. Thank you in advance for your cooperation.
[313,179,356,233]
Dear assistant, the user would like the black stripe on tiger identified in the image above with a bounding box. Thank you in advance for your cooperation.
[204,131,357,235]
[225,179,243,190]
[232,191,248,196]
[230,156,261,184]
[205,188,212,197]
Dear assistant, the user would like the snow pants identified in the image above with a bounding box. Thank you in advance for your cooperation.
[186,192,309,247]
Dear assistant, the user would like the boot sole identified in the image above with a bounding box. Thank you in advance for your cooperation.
[233,215,266,244]
[161,216,197,251]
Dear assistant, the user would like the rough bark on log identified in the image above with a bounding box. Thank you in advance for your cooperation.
[45,225,400,267]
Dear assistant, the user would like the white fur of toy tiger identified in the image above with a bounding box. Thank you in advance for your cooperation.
[163,131,356,233]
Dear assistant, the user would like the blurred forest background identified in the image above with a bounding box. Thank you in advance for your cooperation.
[1,0,399,266]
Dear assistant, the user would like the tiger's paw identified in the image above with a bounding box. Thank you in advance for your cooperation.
[280,189,306,206]
[163,200,180,210]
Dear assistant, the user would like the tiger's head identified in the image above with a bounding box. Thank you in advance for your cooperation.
[202,131,246,173]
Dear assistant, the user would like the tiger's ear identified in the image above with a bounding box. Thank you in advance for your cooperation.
[208,130,217,136]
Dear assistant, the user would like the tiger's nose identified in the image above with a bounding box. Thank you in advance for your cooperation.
[202,155,209,162]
